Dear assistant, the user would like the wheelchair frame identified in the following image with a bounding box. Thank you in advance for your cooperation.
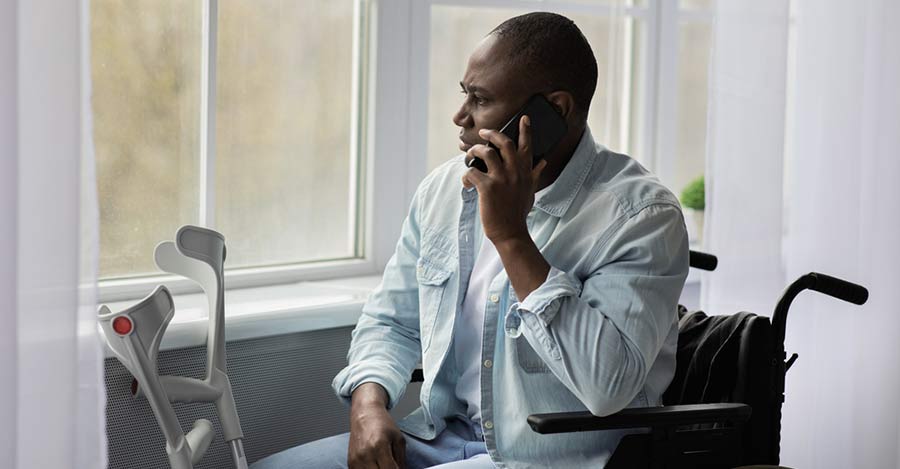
[526,251,868,468]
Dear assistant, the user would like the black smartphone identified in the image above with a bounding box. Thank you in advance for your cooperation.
[467,94,568,173]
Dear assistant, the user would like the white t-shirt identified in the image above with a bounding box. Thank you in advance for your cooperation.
[453,183,554,426]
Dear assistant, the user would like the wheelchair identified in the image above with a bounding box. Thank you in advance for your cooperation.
[411,250,868,468]
[525,250,868,468]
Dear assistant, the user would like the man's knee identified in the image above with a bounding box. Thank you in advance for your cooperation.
[250,432,351,469]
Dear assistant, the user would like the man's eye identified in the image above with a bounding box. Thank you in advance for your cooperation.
[460,90,486,106]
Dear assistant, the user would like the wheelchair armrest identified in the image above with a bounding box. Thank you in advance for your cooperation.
[527,403,751,434]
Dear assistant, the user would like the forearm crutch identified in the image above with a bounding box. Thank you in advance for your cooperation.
[98,226,248,469]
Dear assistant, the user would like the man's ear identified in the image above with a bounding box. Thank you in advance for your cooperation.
[545,91,577,120]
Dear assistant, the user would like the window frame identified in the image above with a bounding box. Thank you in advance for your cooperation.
[409,0,714,189]
[98,0,382,302]
[97,0,714,303]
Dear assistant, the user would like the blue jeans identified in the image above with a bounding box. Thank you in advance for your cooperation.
[251,417,493,469]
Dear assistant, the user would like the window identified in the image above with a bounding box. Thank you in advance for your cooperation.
[421,0,714,199]
[91,0,371,299]
[426,4,645,171]
[90,0,712,300]
[675,18,711,196]
[91,0,203,280]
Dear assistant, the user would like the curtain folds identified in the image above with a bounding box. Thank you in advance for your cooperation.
[779,0,900,467]
[0,2,19,467]
[706,0,900,467]
[701,0,790,317]
[3,1,107,468]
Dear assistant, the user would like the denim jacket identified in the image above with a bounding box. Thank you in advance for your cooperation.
[333,128,689,468]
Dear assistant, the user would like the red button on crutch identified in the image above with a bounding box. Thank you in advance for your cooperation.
[112,316,133,335]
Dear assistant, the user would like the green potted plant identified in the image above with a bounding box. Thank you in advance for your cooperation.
[680,175,705,245]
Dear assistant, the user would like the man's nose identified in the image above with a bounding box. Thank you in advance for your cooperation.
[452,104,472,128]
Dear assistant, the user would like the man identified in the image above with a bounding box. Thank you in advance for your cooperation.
[253,11,687,469]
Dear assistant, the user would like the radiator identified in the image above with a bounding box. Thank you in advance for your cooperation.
[105,326,422,468]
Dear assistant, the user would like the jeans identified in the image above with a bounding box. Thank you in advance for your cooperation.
[251,417,493,469]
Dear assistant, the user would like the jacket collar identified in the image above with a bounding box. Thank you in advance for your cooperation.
[533,127,600,218]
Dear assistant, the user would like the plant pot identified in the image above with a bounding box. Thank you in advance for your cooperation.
[683,208,705,246]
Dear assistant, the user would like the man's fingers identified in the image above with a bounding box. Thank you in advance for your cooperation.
[375,443,399,469]
[532,158,548,180]
[478,129,516,164]
[532,158,548,191]
[518,115,533,165]
[462,166,489,189]
[467,144,501,173]
[348,451,375,469]
[392,436,407,469]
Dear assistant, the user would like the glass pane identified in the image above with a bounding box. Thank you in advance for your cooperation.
[91,0,202,279]
[674,21,711,198]
[215,0,358,269]
[573,14,645,159]
[427,6,526,172]
[562,0,646,6]
[426,7,645,172]
[680,0,713,10]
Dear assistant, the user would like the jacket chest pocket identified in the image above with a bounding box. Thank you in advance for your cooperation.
[416,258,452,352]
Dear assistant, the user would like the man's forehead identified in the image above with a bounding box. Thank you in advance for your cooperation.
[468,35,505,66]
[461,35,524,94]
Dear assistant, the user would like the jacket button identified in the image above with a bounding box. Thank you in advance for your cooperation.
[483,359,493,368]
[490,294,499,303]
[483,420,493,429]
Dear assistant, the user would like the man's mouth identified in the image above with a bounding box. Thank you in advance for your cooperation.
[459,140,473,152]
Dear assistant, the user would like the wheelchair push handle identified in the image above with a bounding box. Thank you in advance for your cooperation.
[772,271,868,346]
[806,272,868,305]
[688,250,718,271]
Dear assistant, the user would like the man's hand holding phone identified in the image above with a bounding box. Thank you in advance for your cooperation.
[462,115,548,245]
[466,93,567,173]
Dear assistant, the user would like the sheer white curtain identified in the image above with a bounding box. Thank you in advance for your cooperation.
[0,2,18,466]
[701,0,790,316]
[1,1,106,468]
[706,0,900,467]
[780,0,900,467]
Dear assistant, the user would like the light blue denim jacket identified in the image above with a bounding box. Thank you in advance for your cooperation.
[333,128,689,468]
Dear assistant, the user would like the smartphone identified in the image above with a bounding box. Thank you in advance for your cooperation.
[467,94,568,173]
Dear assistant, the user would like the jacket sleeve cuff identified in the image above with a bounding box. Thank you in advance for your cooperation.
[505,267,582,334]
[332,363,407,410]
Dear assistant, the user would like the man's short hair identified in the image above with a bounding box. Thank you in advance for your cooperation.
[490,12,598,120]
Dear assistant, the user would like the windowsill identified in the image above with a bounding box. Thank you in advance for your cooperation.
[102,274,382,358]
[101,250,704,359]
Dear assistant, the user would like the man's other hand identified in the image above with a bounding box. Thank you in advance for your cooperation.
[348,383,407,469]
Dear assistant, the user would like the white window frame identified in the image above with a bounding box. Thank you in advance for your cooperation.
[405,0,714,190]
[98,0,713,303]
[99,0,384,302]
[654,1,715,190]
